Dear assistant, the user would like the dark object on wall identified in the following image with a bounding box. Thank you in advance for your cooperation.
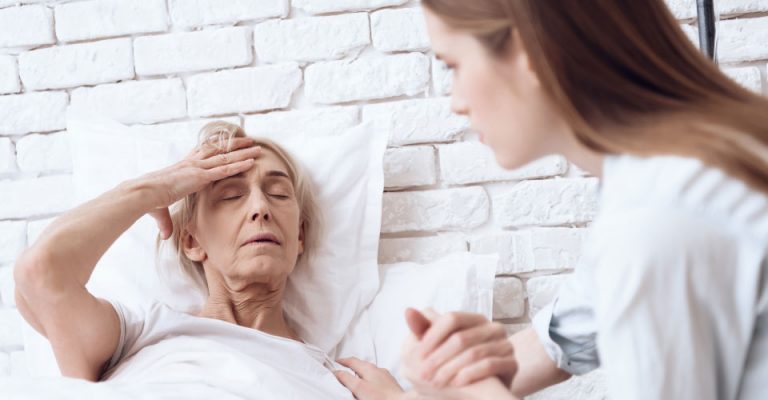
[697,0,717,61]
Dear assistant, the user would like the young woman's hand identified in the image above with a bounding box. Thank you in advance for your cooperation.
[401,308,517,390]
[335,357,407,400]
[137,137,261,239]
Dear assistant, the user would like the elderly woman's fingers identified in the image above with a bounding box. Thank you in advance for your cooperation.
[148,208,173,240]
[337,357,382,380]
[194,137,256,160]
[205,159,256,182]
[419,323,504,382]
[429,338,514,388]
[198,145,262,169]
[417,312,491,359]
[335,370,368,396]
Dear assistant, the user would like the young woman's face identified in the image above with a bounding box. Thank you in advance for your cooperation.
[423,8,570,169]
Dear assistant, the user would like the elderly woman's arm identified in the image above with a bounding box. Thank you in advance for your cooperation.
[14,138,260,381]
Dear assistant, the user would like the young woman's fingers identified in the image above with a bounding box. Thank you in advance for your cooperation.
[405,308,432,339]
[198,145,262,169]
[418,312,490,358]
[429,339,513,388]
[419,324,499,381]
[205,159,255,181]
[450,356,518,387]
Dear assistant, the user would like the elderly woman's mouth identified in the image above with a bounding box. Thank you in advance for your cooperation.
[242,233,282,246]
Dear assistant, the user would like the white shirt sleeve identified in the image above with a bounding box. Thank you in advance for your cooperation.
[103,300,147,372]
[532,263,600,375]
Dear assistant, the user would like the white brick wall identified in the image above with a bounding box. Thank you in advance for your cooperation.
[134,27,253,76]
[0,3,766,399]
[19,38,134,90]
[54,0,168,42]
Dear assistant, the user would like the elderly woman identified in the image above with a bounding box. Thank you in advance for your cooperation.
[13,122,356,398]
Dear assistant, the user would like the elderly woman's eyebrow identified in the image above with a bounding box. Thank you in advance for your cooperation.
[211,173,245,189]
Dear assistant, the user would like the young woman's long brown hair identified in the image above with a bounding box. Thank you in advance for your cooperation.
[422,0,768,194]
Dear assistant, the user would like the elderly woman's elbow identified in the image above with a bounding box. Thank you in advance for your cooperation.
[14,248,61,296]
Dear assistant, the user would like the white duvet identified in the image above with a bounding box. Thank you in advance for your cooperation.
[1,302,355,400]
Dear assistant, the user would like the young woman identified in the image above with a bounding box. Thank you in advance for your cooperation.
[341,1,768,399]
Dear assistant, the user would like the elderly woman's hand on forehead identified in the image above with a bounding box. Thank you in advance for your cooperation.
[138,137,262,239]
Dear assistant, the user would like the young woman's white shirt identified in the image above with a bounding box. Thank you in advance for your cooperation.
[533,154,768,400]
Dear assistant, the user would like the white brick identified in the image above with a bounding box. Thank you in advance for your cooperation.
[169,0,288,28]
[0,56,20,94]
[306,53,430,104]
[10,351,27,377]
[26,217,54,246]
[135,27,252,76]
[0,91,68,136]
[187,64,302,117]
[471,228,587,274]
[294,0,408,14]
[54,0,168,42]
[0,175,74,219]
[16,132,71,173]
[0,352,9,377]
[244,106,358,139]
[493,179,599,228]
[382,187,489,233]
[0,266,14,307]
[0,138,15,175]
[0,5,54,48]
[371,8,430,52]
[384,146,436,189]
[0,309,23,348]
[718,17,768,63]
[363,98,468,146]
[71,79,186,125]
[724,66,763,93]
[526,274,568,317]
[0,221,26,264]
[253,13,369,63]
[528,370,607,400]
[19,38,134,91]
[432,56,453,96]
[378,234,467,264]
[493,277,525,320]
[439,142,567,185]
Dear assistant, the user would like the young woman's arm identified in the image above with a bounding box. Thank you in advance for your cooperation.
[14,138,260,381]
[508,328,571,397]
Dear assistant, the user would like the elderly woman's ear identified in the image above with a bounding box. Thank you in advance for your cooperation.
[182,230,206,263]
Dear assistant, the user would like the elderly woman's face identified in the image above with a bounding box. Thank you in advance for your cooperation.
[186,148,303,290]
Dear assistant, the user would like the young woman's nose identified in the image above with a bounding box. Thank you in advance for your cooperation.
[450,91,470,116]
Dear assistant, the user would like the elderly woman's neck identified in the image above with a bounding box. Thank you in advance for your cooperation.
[200,280,301,342]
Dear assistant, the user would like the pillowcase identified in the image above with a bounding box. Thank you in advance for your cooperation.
[23,109,387,373]
[337,252,498,389]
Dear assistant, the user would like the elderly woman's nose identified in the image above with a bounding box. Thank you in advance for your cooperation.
[249,191,271,222]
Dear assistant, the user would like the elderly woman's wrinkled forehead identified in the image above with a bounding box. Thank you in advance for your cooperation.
[206,148,294,194]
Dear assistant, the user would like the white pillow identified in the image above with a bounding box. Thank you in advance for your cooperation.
[23,109,388,374]
[338,252,498,389]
